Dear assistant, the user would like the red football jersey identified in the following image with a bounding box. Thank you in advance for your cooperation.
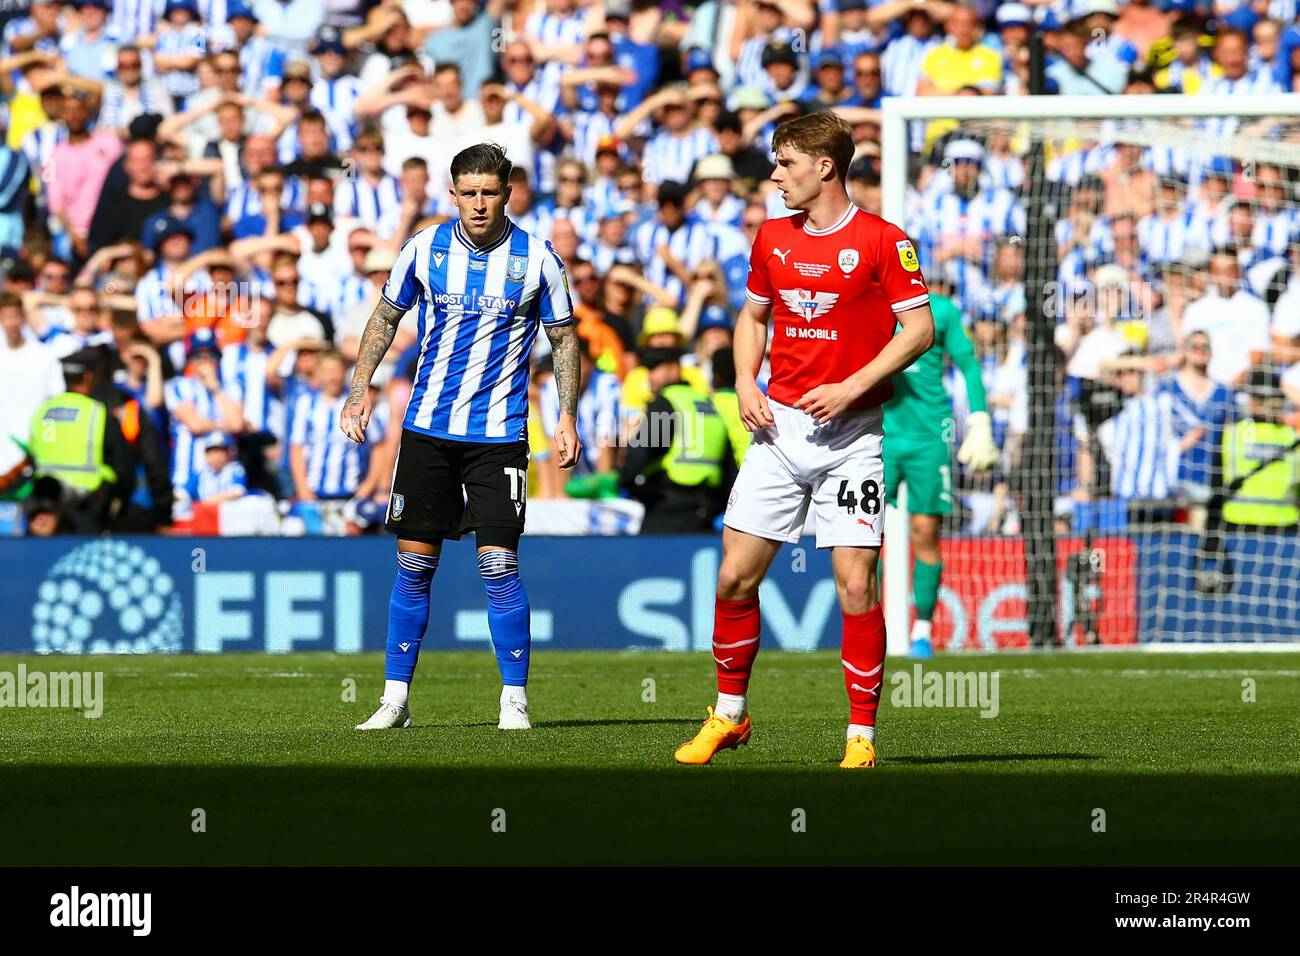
[745,204,930,410]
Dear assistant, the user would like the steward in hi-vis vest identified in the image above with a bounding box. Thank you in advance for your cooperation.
[1222,372,1300,529]
[619,346,734,533]
[26,349,132,532]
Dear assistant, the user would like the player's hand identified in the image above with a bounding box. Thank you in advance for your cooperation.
[795,382,857,425]
[737,380,774,432]
[956,411,1000,472]
[339,390,371,444]
[553,413,582,469]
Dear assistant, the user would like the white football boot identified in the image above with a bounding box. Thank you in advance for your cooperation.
[355,699,412,730]
[497,691,531,730]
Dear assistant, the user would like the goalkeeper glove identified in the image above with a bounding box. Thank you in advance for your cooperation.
[956,411,1000,472]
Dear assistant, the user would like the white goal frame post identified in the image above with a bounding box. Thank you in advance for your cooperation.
[878,93,1300,655]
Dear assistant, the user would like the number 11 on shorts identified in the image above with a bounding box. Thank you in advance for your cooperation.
[503,466,527,517]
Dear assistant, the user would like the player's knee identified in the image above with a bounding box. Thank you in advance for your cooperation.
[716,561,761,602]
[837,574,878,615]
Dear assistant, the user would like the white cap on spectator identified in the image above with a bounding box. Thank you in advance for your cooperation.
[363,247,397,274]
[694,154,735,182]
[1082,0,1121,17]
[1093,264,1128,288]
[730,86,770,111]
[944,138,985,163]
[996,2,1033,26]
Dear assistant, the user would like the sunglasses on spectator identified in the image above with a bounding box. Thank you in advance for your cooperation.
[357,144,383,153]
[504,56,532,65]
[558,176,583,184]
[275,277,300,287]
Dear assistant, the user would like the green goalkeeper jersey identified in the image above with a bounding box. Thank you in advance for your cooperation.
[883,293,987,443]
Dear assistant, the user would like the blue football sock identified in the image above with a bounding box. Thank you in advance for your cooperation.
[478,549,530,687]
[384,550,438,683]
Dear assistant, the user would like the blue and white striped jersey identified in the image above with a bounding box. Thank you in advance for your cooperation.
[641,126,719,185]
[154,25,207,100]
[238,33,285,97]
[539,367,620,473]
[1137,207,1212,267]
[164,375,224,489]
[221,340,286,438]
[188,459,248,502]
[291,388,384,497]
[1102,389,1179,501]
[111,0,160,42]
[382,219,574,443]
[334,173,401,231]
[570,109,618,166]
[881,34,938,97]
[631,218,720,306]
[311,74,364,133]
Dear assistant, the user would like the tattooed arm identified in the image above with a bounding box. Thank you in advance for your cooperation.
[340,297,406,443]
[546,322,584,469]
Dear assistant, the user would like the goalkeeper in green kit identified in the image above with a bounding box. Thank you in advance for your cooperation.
[884,291,1000,658]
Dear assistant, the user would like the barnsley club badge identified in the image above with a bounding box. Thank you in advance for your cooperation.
[838,248,859,274]
[896,239,920,272]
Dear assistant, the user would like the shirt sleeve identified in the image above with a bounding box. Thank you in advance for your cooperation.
[537,242,575,328]
[744,223,773,305]
[876,221,930,313]
[380,237,421,311]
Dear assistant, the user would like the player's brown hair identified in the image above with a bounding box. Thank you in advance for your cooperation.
[770,111,856,185]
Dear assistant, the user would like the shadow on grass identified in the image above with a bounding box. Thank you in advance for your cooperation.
[887,753,1102,766]
[2,765,1296,866]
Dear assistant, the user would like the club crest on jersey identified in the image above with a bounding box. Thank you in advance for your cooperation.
[507,255,528,282]
[838,249,859,274]
[896,239,920,272]
[390,494,404,519]
[778,288,840,321]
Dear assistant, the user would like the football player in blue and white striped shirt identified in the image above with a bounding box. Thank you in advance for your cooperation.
[345,143,581,734]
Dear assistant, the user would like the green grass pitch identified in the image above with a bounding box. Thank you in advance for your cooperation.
[2,650,1298,865]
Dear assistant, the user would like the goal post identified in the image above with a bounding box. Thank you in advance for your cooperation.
[880,93,1300,651]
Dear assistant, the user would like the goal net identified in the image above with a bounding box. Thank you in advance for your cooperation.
[880,94,1300,651]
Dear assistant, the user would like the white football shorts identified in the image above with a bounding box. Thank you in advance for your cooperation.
[723,398,885,549]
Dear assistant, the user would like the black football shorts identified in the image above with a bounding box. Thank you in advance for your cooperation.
[385,429,529,542]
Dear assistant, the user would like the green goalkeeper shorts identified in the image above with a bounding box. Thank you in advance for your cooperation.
[883,435,953,516]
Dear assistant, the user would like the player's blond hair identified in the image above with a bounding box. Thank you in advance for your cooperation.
[770,111,856,185]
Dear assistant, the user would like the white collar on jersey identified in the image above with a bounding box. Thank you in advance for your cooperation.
[802,201,858,237]
[453,219,514,255]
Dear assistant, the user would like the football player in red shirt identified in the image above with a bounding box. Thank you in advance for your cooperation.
[674,112,935,768]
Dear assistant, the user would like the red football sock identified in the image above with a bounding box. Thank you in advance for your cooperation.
[842,606,886,726]
[713,596,761,696]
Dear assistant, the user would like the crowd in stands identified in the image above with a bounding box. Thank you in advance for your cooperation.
[2,0,1300,536]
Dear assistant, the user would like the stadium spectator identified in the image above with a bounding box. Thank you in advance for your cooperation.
[1182,250,1272,386]
[1221,366,1300,529]
[27,348,132,533]
[0,293,64,492]
[164,328,244,499]
[288,348,386,501]
[1157,329,1236,503]
[619,344,731,533]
